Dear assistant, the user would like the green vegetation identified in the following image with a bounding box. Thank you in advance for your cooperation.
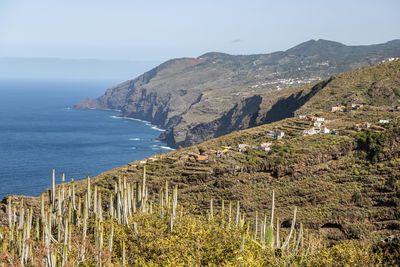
[2,59,400,265]
[0,170,322,266]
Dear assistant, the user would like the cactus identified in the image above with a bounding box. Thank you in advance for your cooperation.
[117,191,121,224]
[0,168,314,264]
[122,240,126,266]
[127,182,132,216]
[260,214,266,248]
[109,220,114,253]
[109,193,114,219]
[276,217,281,248]
[94,185,98,215]
[8,196,13,244]
[170,185,178,232]
[58,186,62,217]
[266,225,273,248]
[41,192,45,223]
[270,190,275,227]
[295,222,303,253]
[159,188,164,218]
[254,211,258,241]
[165,180,169,209]
[141,166,147,212]
[98,191,103,222]
[235,201,240,226]
[52,169,56,212]
[281,207,297,250]
[62,172,65,208]
[86,175,91,213]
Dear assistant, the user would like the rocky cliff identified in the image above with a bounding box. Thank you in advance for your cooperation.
[74,39,400,148]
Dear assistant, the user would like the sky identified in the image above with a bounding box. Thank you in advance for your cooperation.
[0,0,399,61]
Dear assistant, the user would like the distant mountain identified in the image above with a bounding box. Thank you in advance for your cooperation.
[74,39,400,148]
[0,57,160,81]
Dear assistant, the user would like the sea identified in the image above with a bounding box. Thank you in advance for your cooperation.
[0,79,173,198]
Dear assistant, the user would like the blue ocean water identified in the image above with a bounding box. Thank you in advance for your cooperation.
[0,79,172,198]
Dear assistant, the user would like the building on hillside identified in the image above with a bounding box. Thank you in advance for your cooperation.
[322,127,331,134]
[238,144,250,152]
[139,160,147,164]
[351,103,364,110]
[303,128,319,135]
[331,106,344,112]
[299,115,307,119]
[276,132,285,140]
[385,57,399,62]
[360,122,371,129]
[148,157,158,162]
[267,131,285,140]
[316,117,325,122]
[194,154,208,162]
[313,122,322,127]
[259,142,272,152]
[379,119,389,124]
[355,122,371,131]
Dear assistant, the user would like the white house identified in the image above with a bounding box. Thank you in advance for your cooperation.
[238,144,250,152]
[316,117,325,122]
[313,122,322,127]
[322,127,330,134]
[351,103,363,109]
[267,131,285,139]
[331,106,344,112]
[276,132,285,140]
[379,119,389,124]
[259,142,272,152]
[303,128,319,135]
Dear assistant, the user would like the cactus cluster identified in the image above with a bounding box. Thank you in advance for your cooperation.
[0,168,319,266]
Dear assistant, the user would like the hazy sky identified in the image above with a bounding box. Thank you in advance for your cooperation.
[1,0,399,61]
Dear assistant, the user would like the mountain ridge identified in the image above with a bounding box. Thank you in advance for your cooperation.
[74,39,400,148]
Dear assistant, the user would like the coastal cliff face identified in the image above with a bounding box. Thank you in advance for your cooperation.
[74,39,400,148]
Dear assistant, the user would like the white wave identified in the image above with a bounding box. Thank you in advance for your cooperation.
[131,146,138,150]
[124,117,147,123]
[151,144,175,150]
[151,126,165,132]
[160,146,174,150]
[110,115,165,131]
[129,138,141,141]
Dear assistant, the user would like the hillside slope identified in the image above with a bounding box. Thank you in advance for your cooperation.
[74,39,400,148]
[60,60,400,244]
